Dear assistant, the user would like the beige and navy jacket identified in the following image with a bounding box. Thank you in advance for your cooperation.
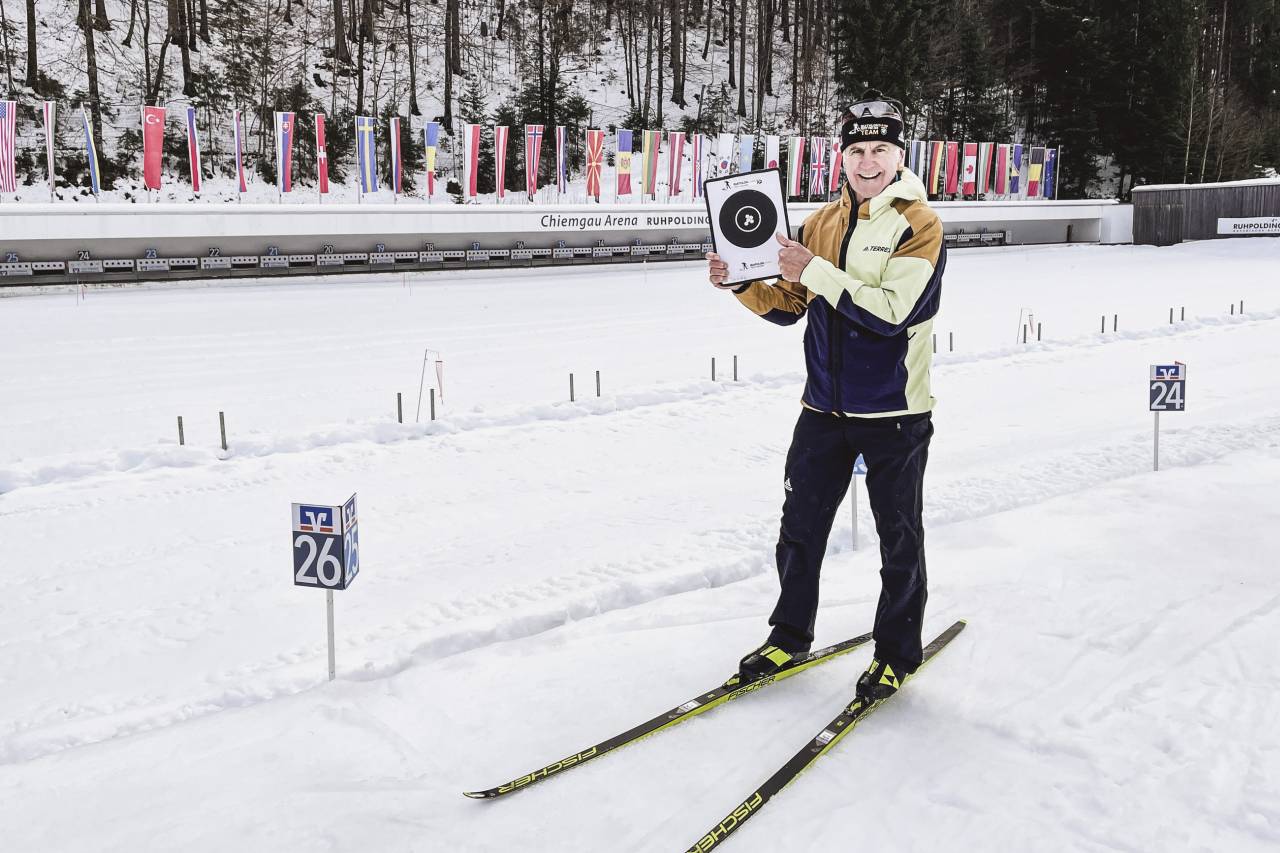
[734,167,945,417]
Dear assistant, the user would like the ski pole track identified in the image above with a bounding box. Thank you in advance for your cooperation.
[3,414,1279,767]
[2,306,1276,496]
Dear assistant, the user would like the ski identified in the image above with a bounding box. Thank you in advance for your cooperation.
[682,619,967,852]
[463,631,873,800]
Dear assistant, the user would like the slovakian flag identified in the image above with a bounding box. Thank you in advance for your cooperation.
[1043,148,1058,199]
[424,122,440,197]
[640,129,661,198]
[524,124,543,198]
[787,137,805,197]
[232,109,248,193]
[616,129,633,196]
[0,100,15,193]
[737,134,754,173]
[1027,146,1045,197]
[665,131,685,198]
[275,111,295,194]
[764,136,780,171]
[463,122,481,198]
[315,113,330,195]
[355,115,378,194]
[391,117,404,196]
[81,107,101,195]
[555,125,568,194]
[493,124,508,200]
[141,105,165,191]
[1010,143,1023,194]
[42,101,56,195]
[586,128,605,201]
[828,137,841,192]
[944,141,960,195]
[994,144,1010,195]
[961,142,978,195]
[185,106,202,193]
[690,134,705,200]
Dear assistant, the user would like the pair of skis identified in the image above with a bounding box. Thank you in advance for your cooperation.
[465,620,967,850]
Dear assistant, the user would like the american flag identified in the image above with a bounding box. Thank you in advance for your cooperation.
[0,101,17,193]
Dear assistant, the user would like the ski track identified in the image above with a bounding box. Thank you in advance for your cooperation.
[2,306,1276,496]
[3,402,1279,767]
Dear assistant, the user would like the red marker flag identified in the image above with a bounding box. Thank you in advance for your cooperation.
[142,105,165,191]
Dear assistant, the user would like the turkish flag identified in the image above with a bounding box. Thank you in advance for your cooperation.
[142,106,165,191]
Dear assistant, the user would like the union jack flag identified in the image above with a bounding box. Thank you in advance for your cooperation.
[808,135,826,196]
[0,101,17,193]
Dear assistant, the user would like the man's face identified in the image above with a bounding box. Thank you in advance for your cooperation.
[843,141,902,200]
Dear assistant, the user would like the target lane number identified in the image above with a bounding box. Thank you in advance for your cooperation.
[292,494,360,590]
[1149,362,1186,411]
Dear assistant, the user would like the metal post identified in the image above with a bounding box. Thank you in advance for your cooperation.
[1240,300,1245,314]
[1169,307,1174,324]
[1037,322,1042,341]
[430,388,436,420]
[1153,411,1160,472]
[733,355,738,381]
[326,589,336,682]
[219,411,227,451]
[932,333,937,353]
[570,374,575,402]
[1101,315,1105,334]
[177,416,185,446]
[1022,324,1027,344]
[1181,307,1185,321]
[1113,314,1118,333]
[949,332,954,352]
[1231,303,1235,316]
[711,358,716,382]
[596,370,601,397]
[397,393,403,423]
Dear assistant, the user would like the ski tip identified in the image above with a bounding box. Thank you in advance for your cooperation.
[462,790,491,800]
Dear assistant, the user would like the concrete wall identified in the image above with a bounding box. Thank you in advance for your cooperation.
[0,199,1124,264]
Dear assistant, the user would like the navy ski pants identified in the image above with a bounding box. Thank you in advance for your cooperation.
[766,408,933,671]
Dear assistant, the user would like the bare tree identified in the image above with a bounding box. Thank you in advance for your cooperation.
[24,0,36,88]
[333,0,352,64]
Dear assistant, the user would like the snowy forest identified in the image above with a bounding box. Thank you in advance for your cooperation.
[0,0,1276,198]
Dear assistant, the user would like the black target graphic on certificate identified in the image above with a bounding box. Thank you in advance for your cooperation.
[717,189,777,249]
[703,168,791,287]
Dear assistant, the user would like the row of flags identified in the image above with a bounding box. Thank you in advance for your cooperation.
[907,140,1061,199]
[0,101,1060,202]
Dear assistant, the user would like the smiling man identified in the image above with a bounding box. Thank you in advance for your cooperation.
[705,89,946,705]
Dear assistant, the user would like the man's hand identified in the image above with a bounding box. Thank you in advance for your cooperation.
[705,252,737,290]
[776,233,814,282]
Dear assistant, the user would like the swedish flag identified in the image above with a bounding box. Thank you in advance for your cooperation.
[355,116,378,194]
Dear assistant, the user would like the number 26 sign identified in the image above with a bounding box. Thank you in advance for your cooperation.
[292,494,360,590]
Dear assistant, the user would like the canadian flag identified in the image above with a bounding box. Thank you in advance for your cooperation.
[961,143,978,195]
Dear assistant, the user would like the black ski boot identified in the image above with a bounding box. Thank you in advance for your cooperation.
[737,642,806,682]
[855,657,909,703]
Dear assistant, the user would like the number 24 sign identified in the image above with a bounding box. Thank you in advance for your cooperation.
[1149,362,1187,412]
[291,495,360,590]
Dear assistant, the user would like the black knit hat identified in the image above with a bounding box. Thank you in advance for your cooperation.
[840,89,906,151]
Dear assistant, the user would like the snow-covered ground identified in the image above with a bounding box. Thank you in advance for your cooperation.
[2,239,1279,852]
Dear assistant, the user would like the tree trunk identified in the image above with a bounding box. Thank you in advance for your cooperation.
[24,0,36,88]
[669,0,684,108]
[0,0,13,94]
[78,0,105,170]
[701,0,711,59]
[656,0,665,125]
[727,0,735,87]
[123,0,139,47]
[333,0,352,63]
[94,0,110,30]
[407,0,419,115]
[199,0,209,42]
[737,0,746,117]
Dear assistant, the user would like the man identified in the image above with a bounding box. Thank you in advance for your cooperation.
[706,90,945,704]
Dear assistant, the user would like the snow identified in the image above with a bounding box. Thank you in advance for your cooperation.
[2,238,1280,851]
